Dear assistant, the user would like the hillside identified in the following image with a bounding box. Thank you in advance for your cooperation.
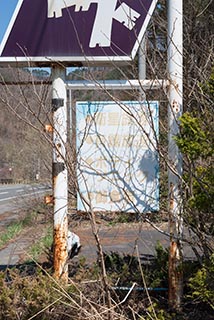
[0,68,51,182]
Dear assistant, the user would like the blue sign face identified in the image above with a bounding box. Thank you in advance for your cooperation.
[0,0,157,66]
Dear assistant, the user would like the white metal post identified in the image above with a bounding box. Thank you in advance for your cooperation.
[138,36,147,81]
[167,0,183,309]
[138,36,147,101]
[52,66,68,281]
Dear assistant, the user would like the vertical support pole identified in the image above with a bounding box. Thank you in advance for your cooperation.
[138,36,147,100]
[167,0,183,310]
[70,89,77,204]
[68,89,72,146]
[138,36,147,80]
[52,66,68,281]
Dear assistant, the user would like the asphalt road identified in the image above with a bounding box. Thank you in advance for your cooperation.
[0,183,51,215]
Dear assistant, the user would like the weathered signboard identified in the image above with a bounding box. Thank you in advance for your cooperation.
[0,0,157,66]
[76,101,159,212]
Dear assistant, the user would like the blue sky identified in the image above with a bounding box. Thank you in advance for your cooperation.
[0,0,18,43]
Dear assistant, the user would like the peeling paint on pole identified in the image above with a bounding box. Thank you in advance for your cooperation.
[167,0,183,310]
[52,66,68,281]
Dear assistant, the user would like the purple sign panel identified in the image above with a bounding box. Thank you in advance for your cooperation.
[0,0,157,66]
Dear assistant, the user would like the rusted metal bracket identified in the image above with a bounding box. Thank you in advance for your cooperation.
[52,98,64,112]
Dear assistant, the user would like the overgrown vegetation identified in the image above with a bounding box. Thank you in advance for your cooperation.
[0,243,213,320]
[174,67,214,318]
[0,269,78,320]
[27,226,53,262]
[0,202,213,319]
[0,201,51,253]
[188,254,214,311]
[0,222,23,248]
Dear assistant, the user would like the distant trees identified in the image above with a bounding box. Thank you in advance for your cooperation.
[0,68,52,182]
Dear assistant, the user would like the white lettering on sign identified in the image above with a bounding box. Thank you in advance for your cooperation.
[47,0,140,48]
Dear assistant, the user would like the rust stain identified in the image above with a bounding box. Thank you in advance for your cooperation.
[168,185,183,309]
[172,99,179,113]
[52,174,57,206]
[169,183,175,236]
[56,143,62,158]
[53,174,57,188]
[56,143,61,149]
[170,241,177,259]
[44,195,53,205]
[45,124,53,133]
[169,184,177,307]
[169,241,177,306]
[53,224,68,280]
